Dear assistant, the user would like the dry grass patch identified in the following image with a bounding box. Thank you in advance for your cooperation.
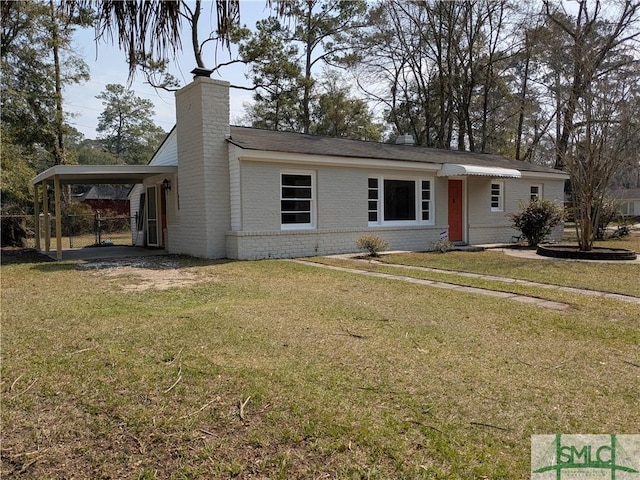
[77,258,221,292]
[2,254,638,479]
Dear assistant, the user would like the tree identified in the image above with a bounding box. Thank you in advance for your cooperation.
[542,0,640,170]
[95,84,166,165]
[534,1,640,250]
[82,0,291,88]
[310,72,383,141]
[566,61,640,250]
[1,0,90,213]
[287,0,368,133]
[237,1,369,133]
[237,17,303,131]
[353,0,517,152]
[64,128,122,166]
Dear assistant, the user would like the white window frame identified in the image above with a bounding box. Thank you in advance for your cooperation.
[530,184,542,201]
[368,175,435,227]
[368,177,380,223]
[491,181,504,212]
[280,171,315,230]
[420,179,433,222]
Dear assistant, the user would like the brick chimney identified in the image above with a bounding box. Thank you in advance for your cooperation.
[174,77,231,258]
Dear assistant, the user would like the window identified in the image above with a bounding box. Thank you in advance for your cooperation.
[368,178,379,222]
[421,180,432,221]
[491,181,504,212]
[384,179,416,221]
[281,172,314,228]
[530,184,542,201]
[368,176,434,225]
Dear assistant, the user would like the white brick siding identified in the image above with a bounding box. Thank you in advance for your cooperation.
[227,225,449,260]
[153,78,567,259]
[226,160,451,259]
[171,78,231,258]
[466,176,565,244]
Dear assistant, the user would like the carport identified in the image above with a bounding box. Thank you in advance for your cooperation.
[32,164,177,260]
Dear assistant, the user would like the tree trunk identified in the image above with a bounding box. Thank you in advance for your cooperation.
[301,0,313,134]
[515,34,530,160]
[192,1,205,68]
[50,0,65,165]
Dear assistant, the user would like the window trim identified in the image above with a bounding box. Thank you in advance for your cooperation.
[280,170,316,230]
[530,183,542,201]
[490,181,504,212]
[368,175,435,227]
[368,177,379,223]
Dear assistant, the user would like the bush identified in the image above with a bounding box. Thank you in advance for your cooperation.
[596,196,621,240]
[1,217,27,247]
[62,202,95,236]
[356,235,389,257]
[510,199,564,246]
[431,238,452,253]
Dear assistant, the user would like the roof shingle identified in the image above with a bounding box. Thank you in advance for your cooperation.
[227,126,563,175]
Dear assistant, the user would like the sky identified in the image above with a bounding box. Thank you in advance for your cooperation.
[64,1,272,139]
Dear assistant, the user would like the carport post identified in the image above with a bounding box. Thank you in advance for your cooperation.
[33,183,41,251]
[42,181,50,253]
[53,175,63,261]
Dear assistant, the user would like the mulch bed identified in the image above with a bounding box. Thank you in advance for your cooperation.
[536,244,637,260]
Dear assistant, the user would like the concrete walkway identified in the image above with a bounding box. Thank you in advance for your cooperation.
[293,255,640,310]
[292,260,570,311]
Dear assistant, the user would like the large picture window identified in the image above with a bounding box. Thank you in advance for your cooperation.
[384,179,415,221]
[281,172,314,228]
[368,176,434,225]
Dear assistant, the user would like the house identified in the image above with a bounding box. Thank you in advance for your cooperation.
[610,188,640,218]
[78,185,130,215]
[128,76,568,260]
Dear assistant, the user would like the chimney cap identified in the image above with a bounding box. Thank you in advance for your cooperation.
[395,133,415,145]
[191,67,214,78]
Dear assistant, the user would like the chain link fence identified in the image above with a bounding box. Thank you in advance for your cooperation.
[1,213,133,249]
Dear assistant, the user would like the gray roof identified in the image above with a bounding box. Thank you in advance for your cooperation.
[610,188,640,200]
[228,126,563,175]
[80,185,131,201]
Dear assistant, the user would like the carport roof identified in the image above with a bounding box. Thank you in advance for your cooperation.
[32,165,177,185]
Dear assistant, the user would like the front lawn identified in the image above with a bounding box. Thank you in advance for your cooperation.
[375,234,640,297]
[2,252,638,479]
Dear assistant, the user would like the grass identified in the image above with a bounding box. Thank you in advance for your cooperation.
[370,234,640,297]
[26,230,133,250]
[1,246,639,479]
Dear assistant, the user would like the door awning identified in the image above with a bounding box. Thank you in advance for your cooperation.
[437,164,521,178]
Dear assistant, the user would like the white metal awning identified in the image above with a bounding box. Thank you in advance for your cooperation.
[437,164,521,178]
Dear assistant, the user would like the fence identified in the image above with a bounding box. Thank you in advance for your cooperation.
[1,213,133,249]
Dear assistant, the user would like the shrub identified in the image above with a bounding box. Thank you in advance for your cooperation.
[510,199,564,246]
[62,202,95,236]
[596,196,621,240]
[356,235,389,257]
[1,217,27,247]
[431,238,452,253]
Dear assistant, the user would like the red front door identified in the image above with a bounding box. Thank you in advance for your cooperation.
[448,180,463,242]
